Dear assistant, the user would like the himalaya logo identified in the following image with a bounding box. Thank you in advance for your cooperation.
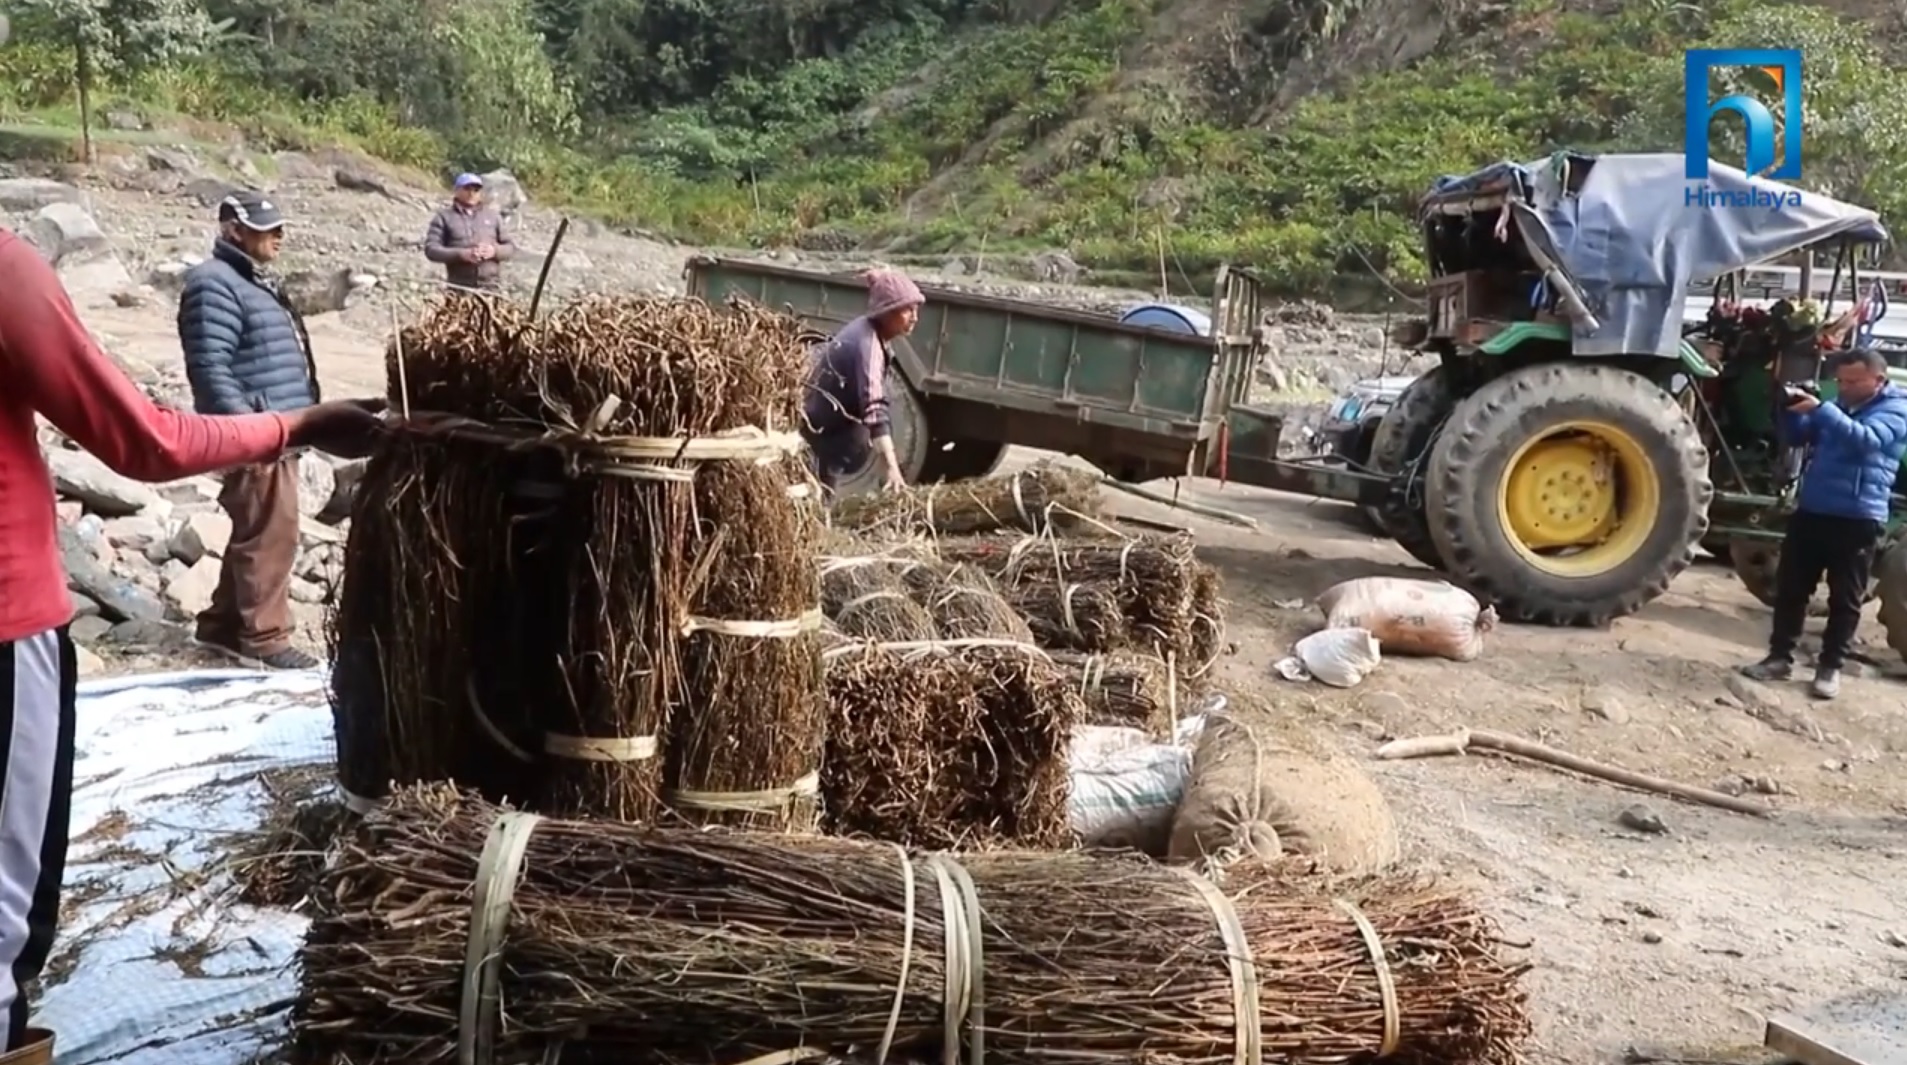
[1684,184,1803,211]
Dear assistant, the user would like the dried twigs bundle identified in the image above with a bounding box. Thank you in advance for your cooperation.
[669,456,826,829]
[1009,580,1130,652]
[1053,650,1180,734]
[831,460,1103,535]
[900,560,1036,642]
[943,533,1204,661]
[229,768,358,909]
[821,556,938,641]
[295,785,1531,1065]
[1188,563,1227,673]
[331,291,821,824]
[822,644,1076,848]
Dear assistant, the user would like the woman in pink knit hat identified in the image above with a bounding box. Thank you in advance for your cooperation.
[803,267,925,494]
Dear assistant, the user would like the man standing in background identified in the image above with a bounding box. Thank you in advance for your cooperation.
[1739,348,1907,699]
[178,191,323,671]
[424,173,515,291]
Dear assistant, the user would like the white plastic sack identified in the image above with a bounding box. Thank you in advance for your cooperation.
[1316,577,1496,661]
[1069,727,1191,855]
[1274,627,1382,688]
[1069,723,1151,765]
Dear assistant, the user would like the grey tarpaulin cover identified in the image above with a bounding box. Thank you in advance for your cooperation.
[1429,152,1889,358]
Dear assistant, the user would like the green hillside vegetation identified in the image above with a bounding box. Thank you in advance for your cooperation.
[0,0,1900,293]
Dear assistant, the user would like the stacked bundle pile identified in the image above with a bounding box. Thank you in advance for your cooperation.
[294,785,1532,1065]
[831,461,1103,535]
[1051,650,1180,734]
[942,533,1221,670]
[328,293,823,829]
[821,644,1076,847]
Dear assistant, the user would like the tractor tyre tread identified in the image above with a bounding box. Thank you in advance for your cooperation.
[1424,362,1712,626]
[1365,366,1453,570]
[1873,543,1907,662]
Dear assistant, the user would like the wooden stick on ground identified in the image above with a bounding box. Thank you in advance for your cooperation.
[1375,727,1775,818]
[1099,477,1259,529]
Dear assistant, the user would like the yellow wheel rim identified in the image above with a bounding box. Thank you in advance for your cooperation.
[1495,420,1661,578]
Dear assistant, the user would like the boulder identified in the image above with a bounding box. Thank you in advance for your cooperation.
[26,202,112,267]
[56,523,166,623]
[0,178,84,213]
[102,514,166,552]
[296,460,336,519]
[282,268,355,316]
[169,511,233,564]
[163,556,223,617]
[479,168,527,216]
[43,448,170,518]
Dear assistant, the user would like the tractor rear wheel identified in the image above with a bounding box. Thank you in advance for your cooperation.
[1424,362,1712,625]
[1365,367,1454,569]
[1875,543,1907,661]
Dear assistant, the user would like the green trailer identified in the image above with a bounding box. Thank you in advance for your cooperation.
[686,254,1295,498]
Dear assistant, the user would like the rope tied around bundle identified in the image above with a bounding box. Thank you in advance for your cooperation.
[394,397,804,484]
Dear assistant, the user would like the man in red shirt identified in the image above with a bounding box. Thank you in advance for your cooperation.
[0,228,384,1063]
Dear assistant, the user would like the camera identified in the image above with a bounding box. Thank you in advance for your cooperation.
[1783,381,1820,405]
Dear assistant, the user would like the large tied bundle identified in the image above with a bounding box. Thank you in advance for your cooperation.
[294,786,1532,1065]
[940,533,1214,668]
[1052,650,1182,734]
[831,461,1103,535]
[328,293,824,828]
[821,644,1076,847]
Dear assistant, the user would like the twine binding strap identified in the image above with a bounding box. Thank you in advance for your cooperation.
[667,770,820,813]
[819,638,1051,662]
[396,408,803,482]
[337,783,385,817]
[460,810,545,1065]
[1333,897,1401,1057]
[1170,866,1263,1065]
[543,732,658,763]
[683,608,825,639]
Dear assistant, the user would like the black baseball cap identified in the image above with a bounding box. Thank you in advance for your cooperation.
[217,190,287,232]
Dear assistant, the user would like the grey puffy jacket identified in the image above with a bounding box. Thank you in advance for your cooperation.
[178,240,320,415]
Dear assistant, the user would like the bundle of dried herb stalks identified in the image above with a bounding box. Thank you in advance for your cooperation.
[294,784,1532,1065]
[822,644,1075,847]
[940,533,1215,665]
[820,556,937,642]
[1051,650,1182,734]
[328,292,822,829]
[831,460,1102,535]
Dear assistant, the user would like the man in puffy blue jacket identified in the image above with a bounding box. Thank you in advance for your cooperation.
[1741,347,1907,699]
[177,191,322,670]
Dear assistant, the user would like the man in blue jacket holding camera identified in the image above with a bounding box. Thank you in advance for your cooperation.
[1741,348,1907,699]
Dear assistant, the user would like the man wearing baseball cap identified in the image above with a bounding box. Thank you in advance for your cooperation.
[177,190,324,670]
[424,172,515,291]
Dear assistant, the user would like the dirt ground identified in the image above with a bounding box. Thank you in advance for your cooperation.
[81,258,1907,1065]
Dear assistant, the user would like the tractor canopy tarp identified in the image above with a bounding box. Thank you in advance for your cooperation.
[1426,152,1889,358]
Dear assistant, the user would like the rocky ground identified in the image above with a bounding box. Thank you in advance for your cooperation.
[15,141,1905,1065]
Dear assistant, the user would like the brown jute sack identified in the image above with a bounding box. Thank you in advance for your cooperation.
[1316,576,1496,661]
[1167,715,1400,874]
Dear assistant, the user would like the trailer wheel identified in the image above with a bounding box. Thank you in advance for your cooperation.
[1874,543,1907,661]
[1365,367,1454,569]
[832,369,931,497]
[1425,362,1712,626]
[919,436,1008,483]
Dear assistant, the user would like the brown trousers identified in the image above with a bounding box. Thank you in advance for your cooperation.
[195,456,301,657]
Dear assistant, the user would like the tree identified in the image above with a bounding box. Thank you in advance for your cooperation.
[14,0,221,159]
